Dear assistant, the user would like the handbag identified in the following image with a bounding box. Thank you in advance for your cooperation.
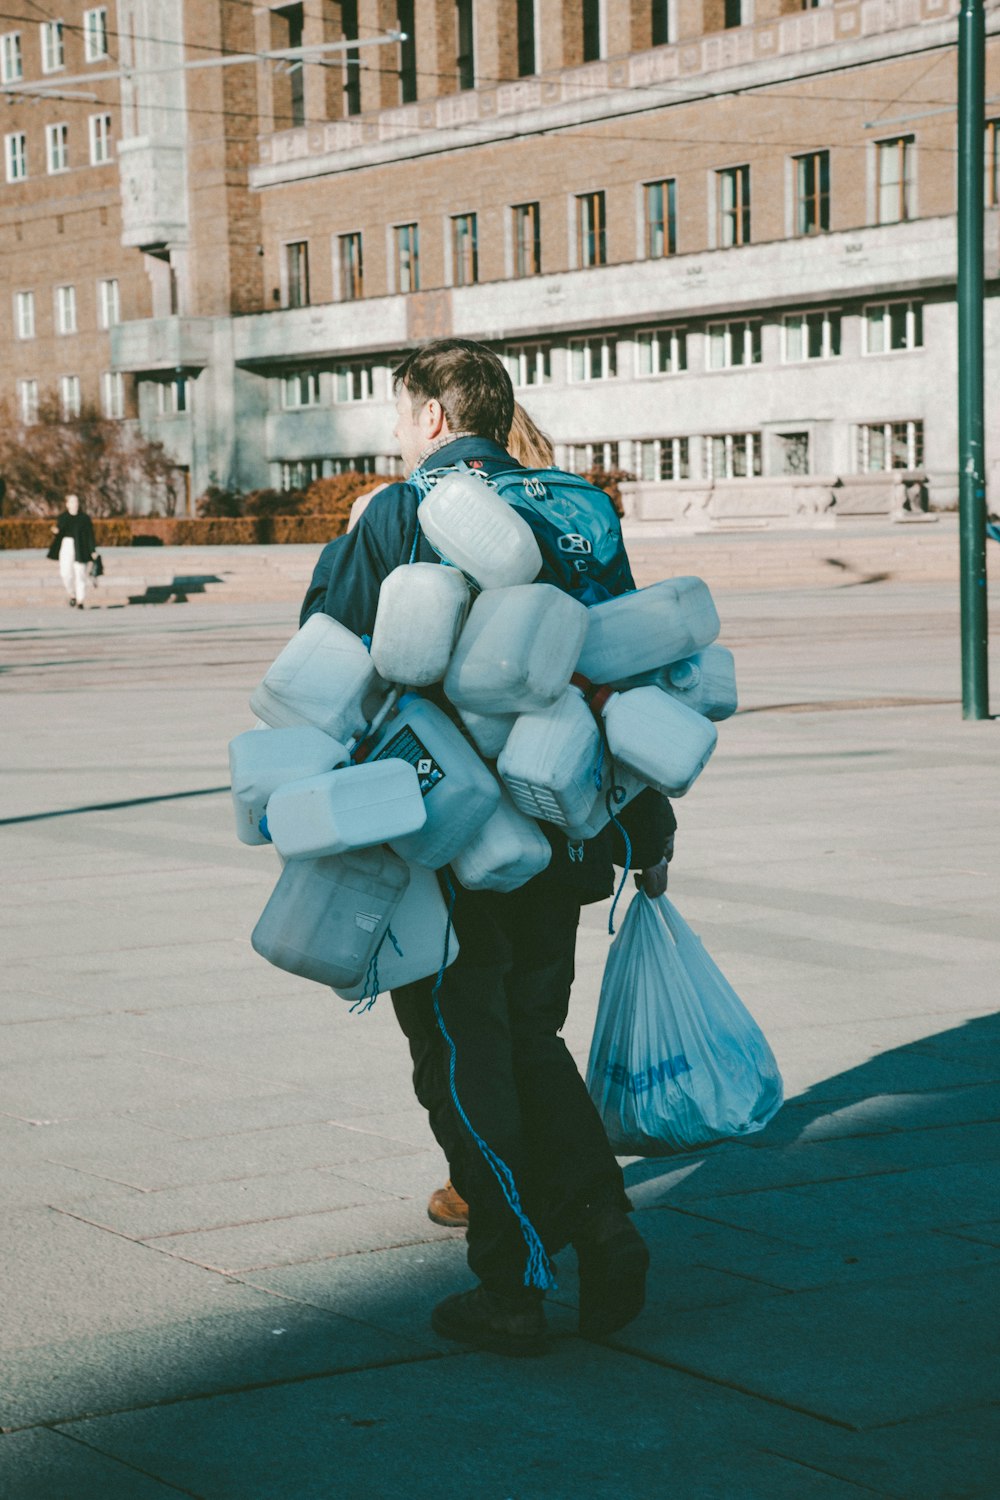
[586,892,783,1155]
[89,552,104,581]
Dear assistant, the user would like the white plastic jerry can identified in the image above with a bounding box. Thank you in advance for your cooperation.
[576,577,721,686]
[563,759,646,842]
[250,613,385,744]
[228,725,349,846]
[251,844,410,990]
[498,686,602,830]
[451,785,552,893]
[417,469,542,590]
[444,584,590,715]
[601,685,717,797]
[456,705,517,760]
[369,563,470,687]
[616,644,738,722]
[333,863,460,1002]
[370,696,500,868]
[263,760,426,860]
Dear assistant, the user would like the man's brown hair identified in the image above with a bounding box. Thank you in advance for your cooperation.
[393,338,514,446]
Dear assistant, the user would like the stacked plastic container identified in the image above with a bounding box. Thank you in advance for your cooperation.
[232,465,738,998]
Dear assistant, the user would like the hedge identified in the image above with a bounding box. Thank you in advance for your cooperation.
[0,515,349,549]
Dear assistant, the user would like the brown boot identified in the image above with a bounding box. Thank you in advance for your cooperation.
[427,1179,469,1228]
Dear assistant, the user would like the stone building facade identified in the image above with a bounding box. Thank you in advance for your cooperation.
[3,1,999,515]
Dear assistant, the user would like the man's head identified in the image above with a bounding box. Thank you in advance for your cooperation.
[392,339,514,473]
[65,493,80,515]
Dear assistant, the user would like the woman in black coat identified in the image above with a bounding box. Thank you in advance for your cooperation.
[46,493,96,608]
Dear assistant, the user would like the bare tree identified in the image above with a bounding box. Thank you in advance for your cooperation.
[0,398,178,517]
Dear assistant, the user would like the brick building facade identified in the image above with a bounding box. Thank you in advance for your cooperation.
[3,1,999,514]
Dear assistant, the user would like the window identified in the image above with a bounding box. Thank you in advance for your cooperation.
[513,202,541,278]
[280,459,325,490]
[636,326,687,376]
[716,165,750,247]
[505,342,551,387]
[705,432,762,480]
[343,0,361,115]
[637,437,690,481]
[1,31,22,83]
[46,123,69,174]
[985,120,1000,209]
[55,284,77,335]
[5,132,27,182]
[14,291,35,340]
[724,0,743,26]
[398,0,416,102]
[576,190,607,268]
[40,19,64,72]
[783,309,841,362]
[569,335,617,382]
[84,7,108,61]
[644,179,676,258]
[281,370,321,409]
[451,213,478,287]
[98,278,120,329]
[864,300,923,354]
[794,150,829,235]
[18,379,39,425]
[517,0,536,75]
[707,319,761,369]
[333,362,376,402]
[89,114,112,165]
[583,0,602,60]
[60,375,81,420]
[877,136,914,224]
[285,241,310,307]
[856,420,923,472]
[274,4,305,126]
[568,442,620,472]
[102,370,124,418]
[157,376,189,416]
[651,0,671,44]
[339,232,363,300]
[456,0,474,90]
[395,222,420,292]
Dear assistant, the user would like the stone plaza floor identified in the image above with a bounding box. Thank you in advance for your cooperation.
[1,564,999,1498]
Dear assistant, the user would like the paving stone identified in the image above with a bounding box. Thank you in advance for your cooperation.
[611,1262,1000,1430]
[0,1429,188,1499]
[49,1344,884,1500]
[47,1168,390,1241]
[674,1160,1000,1247]
[145,1196,461,1274]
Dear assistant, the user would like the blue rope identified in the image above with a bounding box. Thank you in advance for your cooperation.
[592,735,605,792]
[606,776,633,937]
[432,871,556,1292]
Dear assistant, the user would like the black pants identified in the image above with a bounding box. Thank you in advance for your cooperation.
[391,880,627,1295]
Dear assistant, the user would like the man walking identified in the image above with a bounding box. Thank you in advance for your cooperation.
[301,339,674,1355]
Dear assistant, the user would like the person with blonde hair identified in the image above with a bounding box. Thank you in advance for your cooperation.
[506,402,554,468]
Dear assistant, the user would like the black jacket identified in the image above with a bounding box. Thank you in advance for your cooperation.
[299,437,675,900]
[47,509,96,564]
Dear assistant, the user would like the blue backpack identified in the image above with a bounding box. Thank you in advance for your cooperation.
[412,462,633,606]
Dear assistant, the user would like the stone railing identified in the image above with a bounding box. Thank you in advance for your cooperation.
[620,472,930,526]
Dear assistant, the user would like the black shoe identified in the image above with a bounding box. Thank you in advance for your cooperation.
[574,1206,650,1339]
[68,598,76,607]
[431,1285,548,1357]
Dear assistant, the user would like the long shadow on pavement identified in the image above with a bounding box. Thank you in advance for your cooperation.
[2,1014,998,1498]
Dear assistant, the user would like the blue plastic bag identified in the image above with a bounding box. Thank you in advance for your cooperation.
[586,893,783,1155]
